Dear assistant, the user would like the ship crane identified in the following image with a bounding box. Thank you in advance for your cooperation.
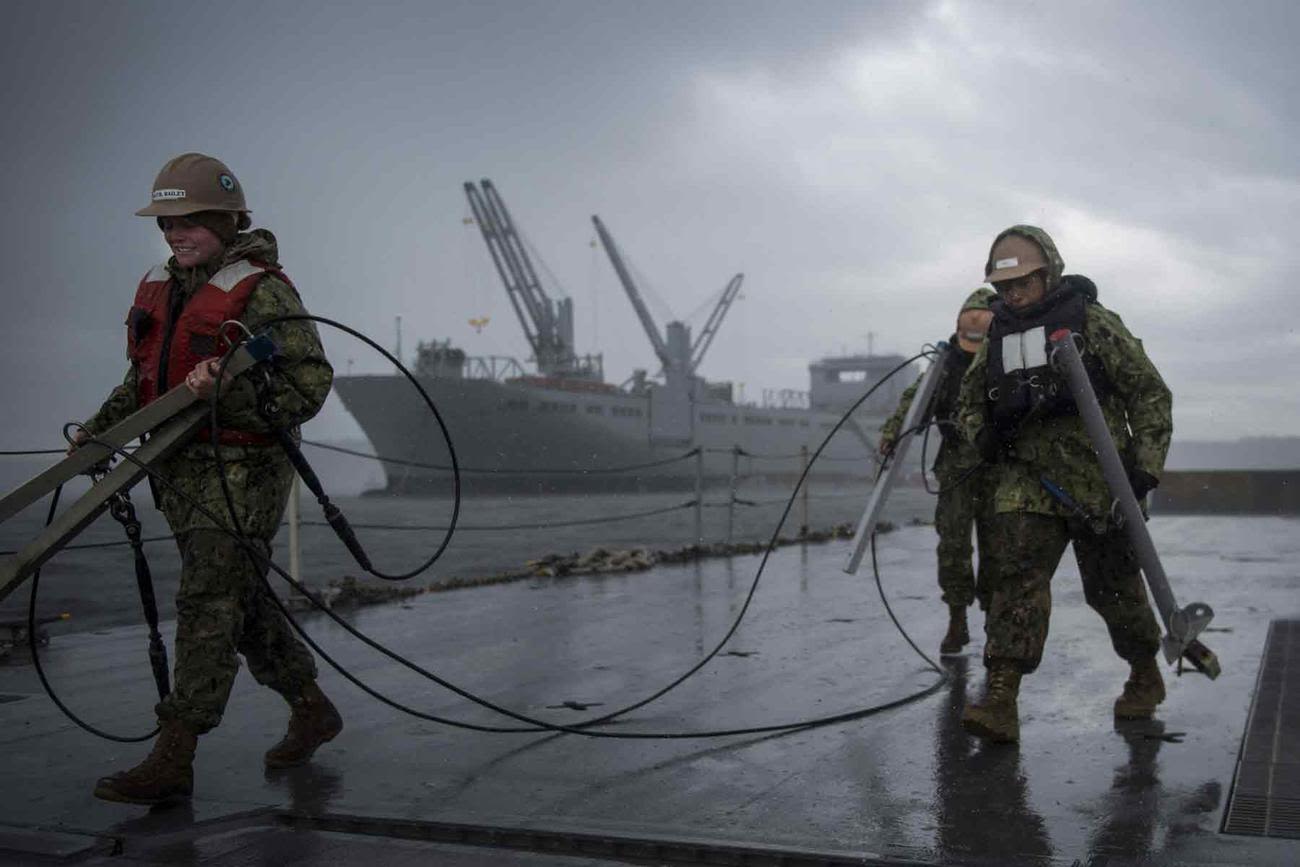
[591,215,741,391]
[464,180,597,380]
[689,272,743,374]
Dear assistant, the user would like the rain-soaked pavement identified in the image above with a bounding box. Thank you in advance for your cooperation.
[0,515,1297,865]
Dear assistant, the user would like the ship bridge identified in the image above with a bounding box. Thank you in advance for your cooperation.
[809,353,918,416]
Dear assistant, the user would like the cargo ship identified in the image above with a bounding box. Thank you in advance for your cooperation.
[333,181,916,494]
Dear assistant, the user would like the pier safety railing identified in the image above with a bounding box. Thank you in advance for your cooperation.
[0,440,878,590]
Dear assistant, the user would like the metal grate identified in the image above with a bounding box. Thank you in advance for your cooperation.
[1223,619,1300,838]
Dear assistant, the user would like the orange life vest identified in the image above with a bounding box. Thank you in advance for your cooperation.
[126,259,284,445]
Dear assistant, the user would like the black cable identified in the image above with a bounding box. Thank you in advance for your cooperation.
[300,438,699,475]
[143,347,935,736]
[36,344,941,742]
[0,501,696,556]
[915,418,986,497]
[0,441,697,476]
[210,314,460,582]
[0,535,174,556]
[101,429,947,739]
[304,499,695,533]
[27,484,157,742]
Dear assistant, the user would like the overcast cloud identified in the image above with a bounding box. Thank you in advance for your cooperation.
[2,0,1297,449]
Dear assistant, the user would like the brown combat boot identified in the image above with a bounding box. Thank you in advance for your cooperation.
[93,719,197,805]
[1114,656,1166,720]
[939,605,970,655]
[961,662,1022,743]
[265,681,343,769]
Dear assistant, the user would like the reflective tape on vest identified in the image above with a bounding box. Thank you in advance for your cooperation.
[999,326,1048,373]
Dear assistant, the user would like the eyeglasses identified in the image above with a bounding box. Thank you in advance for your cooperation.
[960,331,987,343]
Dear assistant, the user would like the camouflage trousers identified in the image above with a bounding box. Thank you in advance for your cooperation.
[155,529,317,733]
[983,513,1160,674]
[934,470,996,610]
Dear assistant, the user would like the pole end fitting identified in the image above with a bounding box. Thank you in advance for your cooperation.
[1162,601,1215,665]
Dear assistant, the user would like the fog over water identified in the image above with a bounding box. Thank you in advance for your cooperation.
[2,0,1298,453]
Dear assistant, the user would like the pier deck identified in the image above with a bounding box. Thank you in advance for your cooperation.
[0,516,1296,865]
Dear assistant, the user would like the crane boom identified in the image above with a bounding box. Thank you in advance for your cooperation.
[591,214,673,370]
[464,179,582,376]
[480,180,556,342]
[689,272,743,373]
[464,182,540,357]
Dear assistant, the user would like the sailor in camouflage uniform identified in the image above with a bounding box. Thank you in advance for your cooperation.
[73,154,341,804]
[955,225,1171,744]
[880,288,998,656]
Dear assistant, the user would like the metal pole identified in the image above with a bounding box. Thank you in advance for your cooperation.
[727,445,739,543]
[288,475,302,585]
[693,449,704,544]
[800,445,810,537]
[1048,330,1217,674]
[844,343,950,574]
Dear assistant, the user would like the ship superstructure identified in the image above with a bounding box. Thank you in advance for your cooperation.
[333,181,916,494]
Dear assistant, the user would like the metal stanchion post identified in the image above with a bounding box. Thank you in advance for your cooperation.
[694,449,704,544]
[800,445,810,537]
[727,445,739,543]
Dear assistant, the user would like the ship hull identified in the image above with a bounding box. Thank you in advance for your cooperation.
[333,375,884,495]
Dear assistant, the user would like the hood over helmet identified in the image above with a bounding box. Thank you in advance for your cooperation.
[984,225,1064,291]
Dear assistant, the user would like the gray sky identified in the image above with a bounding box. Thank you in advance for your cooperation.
[3,0,1297,448]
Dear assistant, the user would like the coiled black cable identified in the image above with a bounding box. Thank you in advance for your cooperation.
[27,484,158,742]
[29,335,945,741]
[202,336,943,737]
[212,314,461,582]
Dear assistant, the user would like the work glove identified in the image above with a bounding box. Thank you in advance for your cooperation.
[1128,469,1159,500]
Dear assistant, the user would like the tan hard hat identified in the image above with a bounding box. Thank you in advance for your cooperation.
[984,233,1048,283]
[135,153,249,217]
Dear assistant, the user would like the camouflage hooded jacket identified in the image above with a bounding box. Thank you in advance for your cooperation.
[955,225,1173,517]
[84,229,333,535]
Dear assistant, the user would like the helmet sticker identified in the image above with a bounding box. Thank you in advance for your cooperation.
[994,257,1019,270]
[152,188,187,201]
[218,173,236,192]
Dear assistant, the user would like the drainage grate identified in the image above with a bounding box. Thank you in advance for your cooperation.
[1223,619,1300,839]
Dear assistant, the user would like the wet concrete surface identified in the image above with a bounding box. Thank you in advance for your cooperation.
[0,515,1297,864]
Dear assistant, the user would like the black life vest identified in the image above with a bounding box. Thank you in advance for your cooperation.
[933,336,974,444]
[984,276,1109,436]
